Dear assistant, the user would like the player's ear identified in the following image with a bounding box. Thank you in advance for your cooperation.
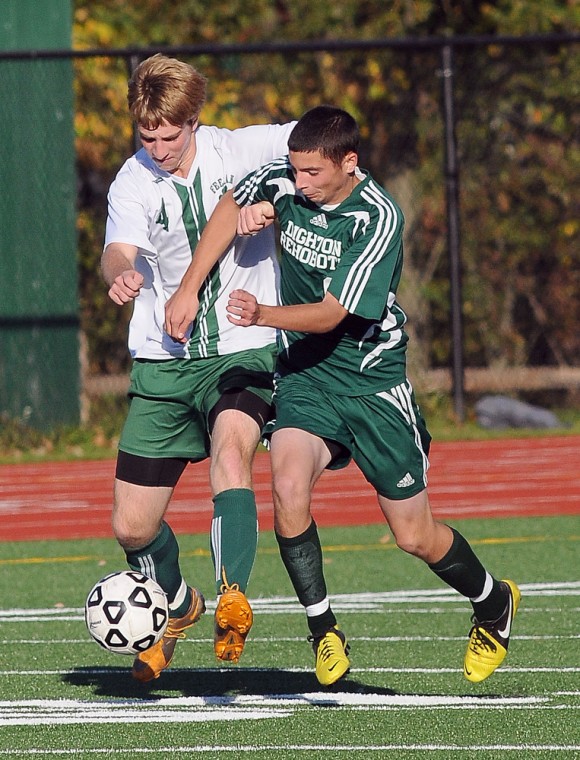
[343,151,358,173]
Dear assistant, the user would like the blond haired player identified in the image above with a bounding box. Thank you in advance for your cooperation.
[102,54,294,681]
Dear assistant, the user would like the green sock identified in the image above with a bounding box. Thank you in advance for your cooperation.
[210,488,258,595]
[428,526,504,620]
[125,521,190,617]
[276,520,337,638]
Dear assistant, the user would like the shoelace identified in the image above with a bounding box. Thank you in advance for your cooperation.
[163,626,187,641]
[219,567,240,595]
[308,631,347,660]
[318,636,339,662]
[165,610,193,639]
[164,591,203,638]
[468,624,497,655]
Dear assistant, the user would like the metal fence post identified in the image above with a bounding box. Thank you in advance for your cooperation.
[441,43,465,421]
[126,53,144,154]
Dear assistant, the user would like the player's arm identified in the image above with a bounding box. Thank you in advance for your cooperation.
[164,189,241,342]
[237,201,275,236]
[227,289,348,333]
[101,242,143,306]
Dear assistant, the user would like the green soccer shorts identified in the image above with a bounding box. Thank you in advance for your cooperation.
[119,345,276,460]
[265,374,432,500]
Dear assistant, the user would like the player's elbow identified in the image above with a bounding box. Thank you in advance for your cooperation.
[312,299,348,332]
[310,314,345,333]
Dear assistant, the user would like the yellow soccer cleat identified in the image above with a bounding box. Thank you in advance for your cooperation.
[132,587,205,683]
[309,627,350,686]
[464,579,521,683]
[214,580,254,663]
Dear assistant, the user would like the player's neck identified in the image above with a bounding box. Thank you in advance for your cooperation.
[171,137,197,179]
[325,173,360,206]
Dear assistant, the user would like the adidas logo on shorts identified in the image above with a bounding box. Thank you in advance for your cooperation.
[310,213,328,229]
[396,472,415,488]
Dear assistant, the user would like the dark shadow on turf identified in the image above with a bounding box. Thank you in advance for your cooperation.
[62,666,398,699]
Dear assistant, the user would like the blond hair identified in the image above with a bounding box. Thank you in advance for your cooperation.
[128,53,207,128]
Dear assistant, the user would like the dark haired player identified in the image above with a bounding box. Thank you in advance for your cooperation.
[166,105,520,687]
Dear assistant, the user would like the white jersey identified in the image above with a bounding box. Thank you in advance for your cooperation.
[105,123,295,359]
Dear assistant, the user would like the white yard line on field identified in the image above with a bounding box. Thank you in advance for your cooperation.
[4,632,580,645]
[1,580,580,622]
[0,692,568,728]
[1,745,580,755]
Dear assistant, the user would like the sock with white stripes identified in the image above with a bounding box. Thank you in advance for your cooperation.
[428,526,505,621]
[276,520,337,638]
[125,521,189,617]
[210,488,258,595]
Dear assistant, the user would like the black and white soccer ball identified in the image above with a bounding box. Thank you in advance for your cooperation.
[85,571,169,655]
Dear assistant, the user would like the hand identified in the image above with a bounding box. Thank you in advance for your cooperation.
[227,289,261,327]
[107,270,144,305]
[237,201,275,236]
[164,288,199,343]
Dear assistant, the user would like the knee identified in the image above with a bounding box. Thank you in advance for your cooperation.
[392,524,434,559]
[272,471,309,510]
[210,441,254,491]
[272,472,313,532]
[111,510,155,552]
[211,443,244,475]
[395,534,429,558]
[111,521,139,552]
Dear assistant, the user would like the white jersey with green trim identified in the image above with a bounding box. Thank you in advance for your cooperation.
[105,123,295,359]
[233,159,409,395]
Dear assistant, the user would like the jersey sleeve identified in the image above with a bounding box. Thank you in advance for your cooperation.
[327,196,405,321]
[104,160,156,254]
[228,122,295,170]
[233,158,291,207]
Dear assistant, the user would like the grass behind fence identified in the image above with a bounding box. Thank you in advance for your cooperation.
[2,392,580,465]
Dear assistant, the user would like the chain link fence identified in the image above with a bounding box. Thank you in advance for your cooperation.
[2,34,579,423]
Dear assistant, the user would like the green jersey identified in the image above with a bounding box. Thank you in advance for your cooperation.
[233,159,409,395]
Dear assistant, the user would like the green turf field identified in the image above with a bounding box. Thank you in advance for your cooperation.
[0,515,578,758]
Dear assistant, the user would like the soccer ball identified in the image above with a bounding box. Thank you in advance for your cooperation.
[85,571,169,655]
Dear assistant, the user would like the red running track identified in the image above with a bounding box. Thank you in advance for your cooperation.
[0,436,578,542]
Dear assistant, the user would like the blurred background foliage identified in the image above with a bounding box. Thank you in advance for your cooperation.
[0,0,578,459]
[72,1,579,382]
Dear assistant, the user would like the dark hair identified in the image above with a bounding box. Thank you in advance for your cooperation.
[288,105,360,165]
